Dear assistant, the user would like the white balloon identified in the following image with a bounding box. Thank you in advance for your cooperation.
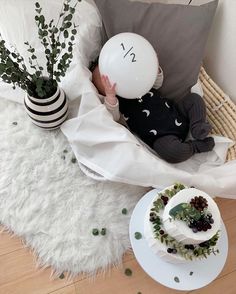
[99,32,158,99]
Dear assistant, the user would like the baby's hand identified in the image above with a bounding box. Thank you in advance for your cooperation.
[101,75,117,105]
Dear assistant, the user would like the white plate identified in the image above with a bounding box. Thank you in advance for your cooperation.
[129,188,228,291]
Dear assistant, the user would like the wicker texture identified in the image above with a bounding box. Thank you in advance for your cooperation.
[199,67,236,161]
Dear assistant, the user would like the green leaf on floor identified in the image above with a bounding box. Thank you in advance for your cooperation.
[124,268,132,277]
[122,208,128,215]
[59,273,65,279]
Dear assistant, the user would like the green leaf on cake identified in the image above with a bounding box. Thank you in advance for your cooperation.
[169,203,188,217]
[169,203,201,221]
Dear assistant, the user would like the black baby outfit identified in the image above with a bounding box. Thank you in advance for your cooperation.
[118,88,189,146]
[118,90,215,163]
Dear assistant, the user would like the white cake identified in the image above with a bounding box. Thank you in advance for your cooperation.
[144,184,221,263]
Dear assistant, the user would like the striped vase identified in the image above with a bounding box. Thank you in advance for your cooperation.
[24,87,68,130]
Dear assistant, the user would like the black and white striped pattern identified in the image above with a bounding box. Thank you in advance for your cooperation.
[24,87,68,130]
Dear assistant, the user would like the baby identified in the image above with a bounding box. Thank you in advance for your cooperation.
[91,62,215,163]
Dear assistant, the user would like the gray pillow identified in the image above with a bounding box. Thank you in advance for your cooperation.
[93,0,218,100]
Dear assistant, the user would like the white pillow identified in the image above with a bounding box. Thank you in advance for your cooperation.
[205,0,236,104]
[0,0,102,103]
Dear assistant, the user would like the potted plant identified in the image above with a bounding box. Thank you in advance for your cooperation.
[0,0,80,130]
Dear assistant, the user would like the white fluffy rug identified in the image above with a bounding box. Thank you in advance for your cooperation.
[0,99,148,277]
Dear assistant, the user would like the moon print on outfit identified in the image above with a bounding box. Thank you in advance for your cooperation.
[175,119,183,127]
[123,114,129,121]
[142,109,150,117]
[165,101,170,108]
[148,91,154,97]
[149,130,158,136]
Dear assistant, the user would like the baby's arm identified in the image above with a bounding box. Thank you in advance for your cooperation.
[101,75,120,122]
[153,66,164,90]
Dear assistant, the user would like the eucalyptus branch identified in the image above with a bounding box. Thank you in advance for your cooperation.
[10,45,28,72]
[55,1,67,29]
[0,40,33,90]
[56,0,79,43]
[56,0,72,40]
[0,1,79,99]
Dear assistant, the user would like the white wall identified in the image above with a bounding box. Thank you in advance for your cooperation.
[204,0,236,103]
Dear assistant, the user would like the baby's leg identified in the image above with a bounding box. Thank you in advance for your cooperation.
[153,135,215,164]
[177,93,212,140]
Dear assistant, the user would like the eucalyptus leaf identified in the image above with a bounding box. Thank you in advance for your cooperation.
[36,8,42,14]
[39,15,45,24]
[64,22,72,29]
[63,30,69,38]
[169,203,201,221]
[64,4,69,11]
[169,203,187,217]
[64,14,73,22]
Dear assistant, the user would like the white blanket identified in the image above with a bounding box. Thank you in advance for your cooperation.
[61,67,236,198]
[1,0,235,198]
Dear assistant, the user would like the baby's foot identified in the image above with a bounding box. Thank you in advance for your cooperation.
[191,137,215,153]
[191,122,212,140]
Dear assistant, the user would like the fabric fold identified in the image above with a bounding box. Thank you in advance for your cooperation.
[61,90,236,199]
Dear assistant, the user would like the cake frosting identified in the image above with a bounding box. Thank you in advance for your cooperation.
[144,183,221,263]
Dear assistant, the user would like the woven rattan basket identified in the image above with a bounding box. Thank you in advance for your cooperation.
[200,67,236,161]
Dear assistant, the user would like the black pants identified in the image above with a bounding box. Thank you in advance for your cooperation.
[152,93,214,163]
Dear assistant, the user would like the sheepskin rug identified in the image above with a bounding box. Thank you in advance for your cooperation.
[0,98,148,277]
